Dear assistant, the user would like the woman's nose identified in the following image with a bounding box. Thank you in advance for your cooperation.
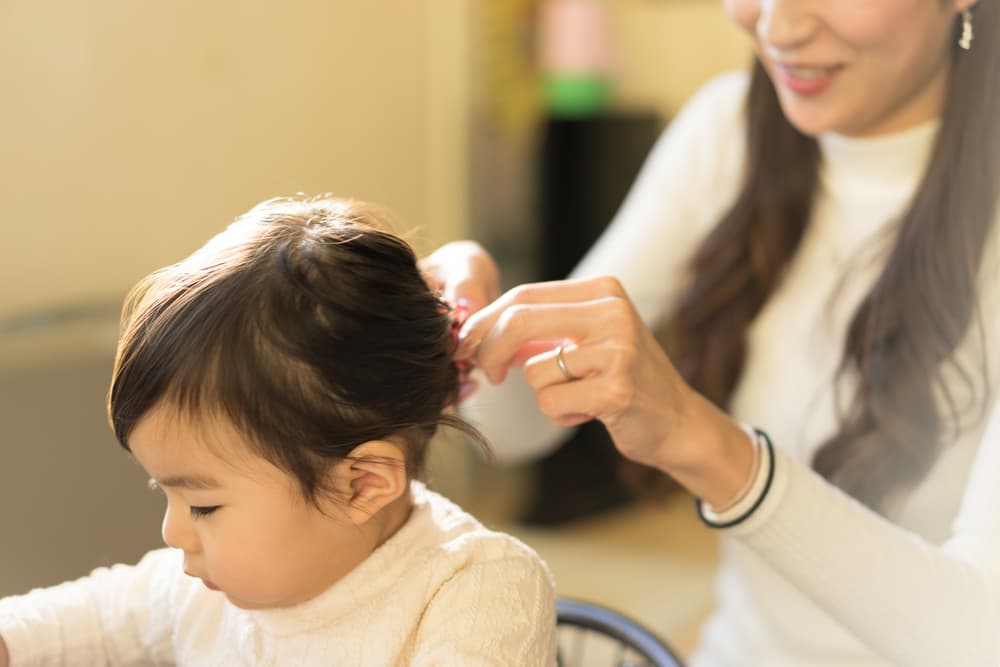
[161,502,200,553]
[757,0,820,51]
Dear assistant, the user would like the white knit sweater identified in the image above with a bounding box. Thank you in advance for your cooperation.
[0,482,557,666]
[464,71,1000,667]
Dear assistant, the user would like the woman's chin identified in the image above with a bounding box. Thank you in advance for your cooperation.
[777,99,846,137]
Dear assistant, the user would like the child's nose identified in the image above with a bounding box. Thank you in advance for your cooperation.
[161,503,200,553]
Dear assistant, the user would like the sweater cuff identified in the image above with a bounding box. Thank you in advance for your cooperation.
[698,426,768,523]
[706,433,790,536]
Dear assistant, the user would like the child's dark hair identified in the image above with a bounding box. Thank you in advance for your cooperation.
[109,195,485,504]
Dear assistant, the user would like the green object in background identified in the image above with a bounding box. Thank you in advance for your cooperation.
[542,75,610,117]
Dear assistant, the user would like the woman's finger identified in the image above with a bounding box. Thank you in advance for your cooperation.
[523,342,598,389]
[457,276,626,358]
[532,373,616,426]
[470,297,629,383]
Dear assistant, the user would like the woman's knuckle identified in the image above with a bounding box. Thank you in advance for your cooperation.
[594,275,623,296]
[610,298,634,322]
[606,378,635,411]
[498,304,529,335]
[508,284,531,305]
[523,359,543,386]
[537,391,560,417]
[610,345,637,370]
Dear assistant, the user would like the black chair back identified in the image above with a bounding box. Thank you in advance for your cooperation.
[556,598,685,667]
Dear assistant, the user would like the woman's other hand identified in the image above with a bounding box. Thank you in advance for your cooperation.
[457,276,753,506]
[420,241,501,315]
[421,241,500,402]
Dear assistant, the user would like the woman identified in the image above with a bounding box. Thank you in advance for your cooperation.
[425,1,1000,665]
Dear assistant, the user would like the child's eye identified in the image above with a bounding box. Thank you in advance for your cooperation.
[190,505,221,519]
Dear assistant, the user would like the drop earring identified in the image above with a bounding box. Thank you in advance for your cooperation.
[959,9,974,51]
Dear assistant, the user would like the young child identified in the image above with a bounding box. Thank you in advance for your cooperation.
[0,196,557,666]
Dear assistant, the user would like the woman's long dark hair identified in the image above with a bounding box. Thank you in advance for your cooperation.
[670,3,1000,512]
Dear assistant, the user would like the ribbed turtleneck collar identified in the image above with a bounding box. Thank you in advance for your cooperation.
[817,119,940,196]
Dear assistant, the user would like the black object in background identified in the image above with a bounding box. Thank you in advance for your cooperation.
[523,112,662,526]
[538,113,662,281]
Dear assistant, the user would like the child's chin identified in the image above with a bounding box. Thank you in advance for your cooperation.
[224,592,283,610]
[220,584,322,610]
[224,594,258,609]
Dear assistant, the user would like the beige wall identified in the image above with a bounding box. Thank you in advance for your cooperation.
[0,1,469,320]
[0,0,748,321]
[611,0,751,116]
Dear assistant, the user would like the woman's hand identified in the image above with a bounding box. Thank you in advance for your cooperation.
[457,276,754,507]
[419,241,501,315]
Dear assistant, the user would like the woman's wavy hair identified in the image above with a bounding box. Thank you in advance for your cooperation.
[109,196,484,505]
[670,3,1000,512]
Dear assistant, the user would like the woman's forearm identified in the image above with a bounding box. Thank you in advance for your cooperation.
[733,447,1000,666]
[1,634,9,667]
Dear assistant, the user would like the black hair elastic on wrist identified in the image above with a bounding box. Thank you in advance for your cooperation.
[696,427,775,529]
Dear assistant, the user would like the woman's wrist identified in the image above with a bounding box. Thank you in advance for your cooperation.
[705,423,761,513]
[0,634,9,667]
[696,427,774,528]
[658,391,758,509]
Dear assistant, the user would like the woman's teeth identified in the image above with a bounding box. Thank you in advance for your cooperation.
[786,65,838,80]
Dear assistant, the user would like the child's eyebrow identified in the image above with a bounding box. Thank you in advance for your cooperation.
[147,474,222,491]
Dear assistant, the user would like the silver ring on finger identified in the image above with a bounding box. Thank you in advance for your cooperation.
[555,344,579,382]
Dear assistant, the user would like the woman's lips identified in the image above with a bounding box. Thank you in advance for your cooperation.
[775,62,844,96]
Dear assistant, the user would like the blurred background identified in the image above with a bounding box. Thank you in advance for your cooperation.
[0,0,748,658]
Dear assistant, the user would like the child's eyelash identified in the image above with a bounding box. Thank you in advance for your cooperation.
[190,505,220,519]
[146,480,219,518]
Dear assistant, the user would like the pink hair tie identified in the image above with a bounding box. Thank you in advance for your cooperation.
[442,299,474,386]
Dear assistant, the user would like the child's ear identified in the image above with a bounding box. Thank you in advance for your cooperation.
[329,440,408,525]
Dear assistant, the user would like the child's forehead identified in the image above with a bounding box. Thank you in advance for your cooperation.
[129,403,260,477]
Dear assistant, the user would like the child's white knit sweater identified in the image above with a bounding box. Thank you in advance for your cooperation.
[0,482,556,666]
